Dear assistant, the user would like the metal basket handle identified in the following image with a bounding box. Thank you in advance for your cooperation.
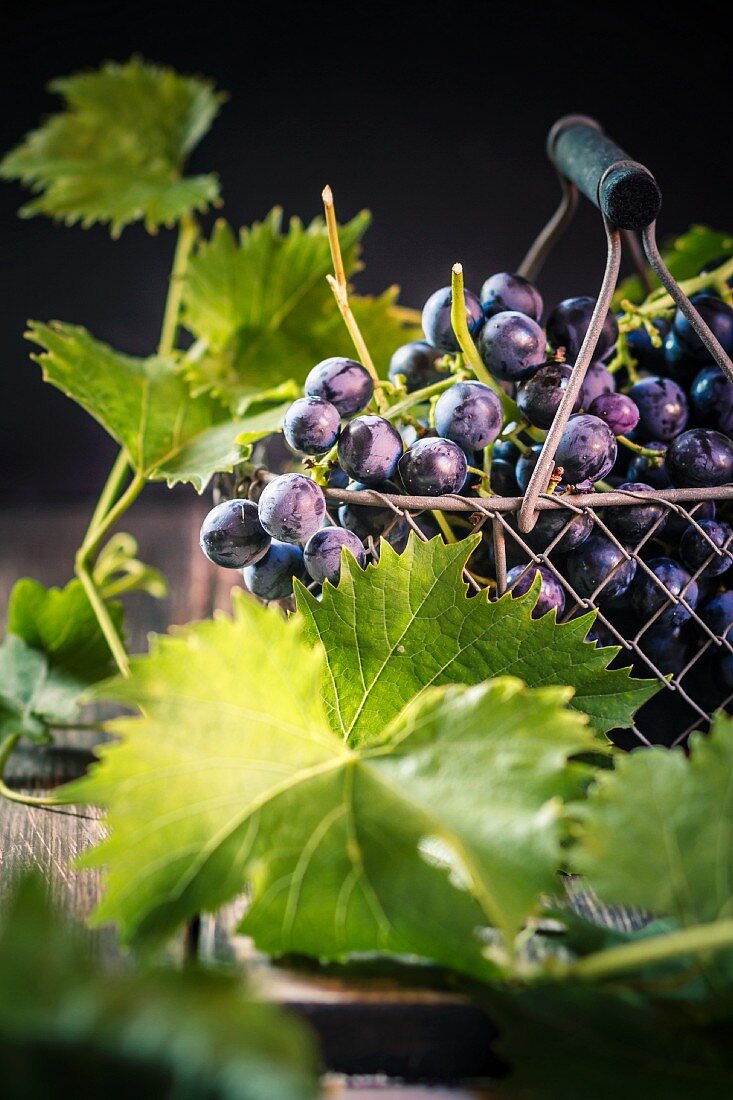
[517,116,733,533]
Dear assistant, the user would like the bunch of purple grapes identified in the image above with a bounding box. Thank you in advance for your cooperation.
[199,265,733,694]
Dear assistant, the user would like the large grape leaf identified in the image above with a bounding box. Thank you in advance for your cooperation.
[65,592,600,967]
[0,875,318,1100]
[613,225,733,308]
[296,534,659,743]
[181,210,420,413]
[27,322,287,491]
[570,713,733,926]
[0,59,223,235]
[0,579,123,744]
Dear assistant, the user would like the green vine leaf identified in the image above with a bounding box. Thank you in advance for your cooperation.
[295,534,659,743]
[0,874,319,1099]
[65,592,599,967]
[26,322,287,491]
[181,210,420,413]
[0,59,223,235]
[0,578,123,744]
[613,225,733,309]
[569,712,733,927]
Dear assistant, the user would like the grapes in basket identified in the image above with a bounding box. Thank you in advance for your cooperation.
[200,259,733,709]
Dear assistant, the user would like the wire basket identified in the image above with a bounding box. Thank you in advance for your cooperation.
[233,116,733,750]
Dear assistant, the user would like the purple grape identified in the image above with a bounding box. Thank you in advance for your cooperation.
[701,591,733,638]
[477,311,546,382]
[626,318,670,372]
[666,429,733,488]
[639,627,688,676]
[605,482,668,543]
[680,520,733,577]
[434,381,503,451]
[200,499,271,569]
[546,297,618,362]
[672,294,733,361]
[480,272,543,322]
[589,393,640,436]
[515,445,543,492]
[303,526,366,586]
[283,396,340,455]
[506,564,565,619]
[555,414,617,485]
[631,557,699,628]
[579,362,615,408]
[257,474,326,544]
[525,492,593,553]
[422,286,484,352]
[565,534,637,604]
[516,362,581,430]
[690,365,733,435]
[338,481,403,541]
[629,377,688,441]
[337,415,404,485]
[398,437,468,496]
[305,357,374,416]
[626,441,670,488]
[388,341,446,392]
[243,540,306,600]
[664,500,716,544]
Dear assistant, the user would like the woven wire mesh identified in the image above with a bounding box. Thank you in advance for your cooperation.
[309,478,733,751]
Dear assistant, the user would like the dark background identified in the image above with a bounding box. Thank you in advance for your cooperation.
[1,1,730,503]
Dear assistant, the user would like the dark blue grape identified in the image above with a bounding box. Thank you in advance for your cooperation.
[632,557,698,628]
[243,540,306,600]
[666,429,733,488]
[546,297,618,362]
[525,492,593,553]
[516,362,581,430]
[493,439,521,463]
[589,393,640,436]
[579,362,615,408]
[585,620,617,648]
[327,466,350,491]
[515,445,543,492]
[422,286,484,352]
[434,381,503,450]
[555,414,617,485]
[626,318,670,372]
[337,415,404,485]
[680,520,733,577]
[257,474,326,544]
[283,396,340,455]
[721,651,733,690]
[701,591,733,638]
[663,331,700,387]
[629,377,688,441]
[200,498,271,569]
[626,441,670,488]
[398,437,467,496]
[388,341,446,392]
[664,499,716,543]
[506,564,565,618]
[639,627,689,676]
[338,481,403,541]
[303,526,366,586]
[672,294,733,360]
[305,357,374,416]
[690,365,733,436]
[605,482,668,543]
[490,458,520,497]
[480,272,543,322]
[565,535,637,603]
[477,311,546,382]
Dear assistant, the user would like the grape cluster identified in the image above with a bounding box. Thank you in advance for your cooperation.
[199,264,733,690]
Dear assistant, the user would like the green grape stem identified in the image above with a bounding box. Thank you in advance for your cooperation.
[617,435,666,459]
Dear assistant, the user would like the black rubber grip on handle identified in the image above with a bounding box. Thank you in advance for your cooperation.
[548,115,662,230]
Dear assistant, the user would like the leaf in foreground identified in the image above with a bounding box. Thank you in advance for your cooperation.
[27,322,286,491]
[569,712,733,926]
[0,875,318,1100]
[296,534,659,743]
[66,592,599,968]
[181,210,420,413]
[0,578,122,744]
[0,58,223,235]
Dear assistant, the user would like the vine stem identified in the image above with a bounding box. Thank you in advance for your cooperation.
[158,213,199,357]
[322,186,389,413]
[567,917,733,983]
[0,734,61,809]
[630,256,733,317]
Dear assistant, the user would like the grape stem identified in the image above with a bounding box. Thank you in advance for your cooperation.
[384,376,456,422]
[322,186,389,413]
[567,917,733,983]
[0,733,62,809]
[617,435,667,459]
[627,255,733,318]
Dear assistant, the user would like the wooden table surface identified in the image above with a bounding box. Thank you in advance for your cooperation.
[0,500,504,1098]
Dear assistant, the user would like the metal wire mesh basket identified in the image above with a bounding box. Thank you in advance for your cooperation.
[238,116,733,750]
